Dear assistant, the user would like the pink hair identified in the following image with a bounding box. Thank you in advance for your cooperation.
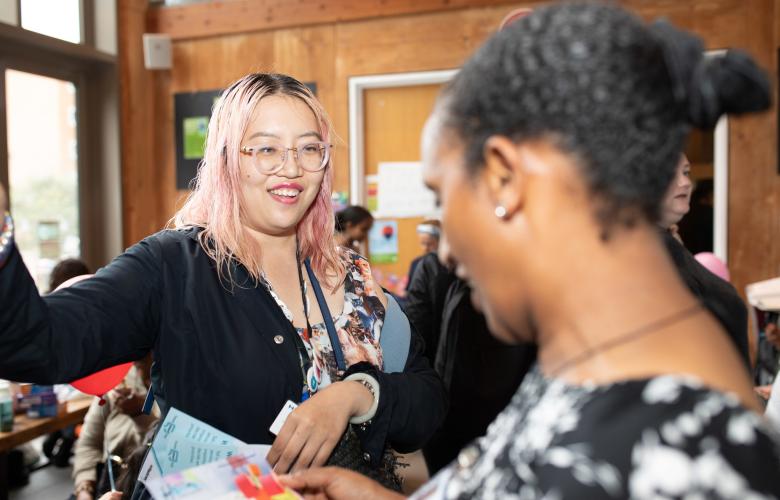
[172,73,345,288]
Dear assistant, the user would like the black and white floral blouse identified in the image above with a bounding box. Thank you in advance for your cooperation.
[414,367,780,499]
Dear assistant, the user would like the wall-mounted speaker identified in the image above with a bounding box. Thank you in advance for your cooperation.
[142,33,172,70]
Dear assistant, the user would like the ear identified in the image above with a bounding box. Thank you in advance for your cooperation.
[481,135,526,219]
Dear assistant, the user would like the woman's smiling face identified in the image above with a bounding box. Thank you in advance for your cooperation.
[238,95,327,236]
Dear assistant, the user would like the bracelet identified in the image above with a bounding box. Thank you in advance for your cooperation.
[0,212,13,269]
[345,373,380,425]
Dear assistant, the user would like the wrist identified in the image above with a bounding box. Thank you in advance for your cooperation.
[344,373,379,424]
[342,380,373,416]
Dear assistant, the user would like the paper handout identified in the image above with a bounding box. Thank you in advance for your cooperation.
[145,446,297,499]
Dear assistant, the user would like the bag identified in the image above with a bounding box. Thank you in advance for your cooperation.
[304,259,404,491]
[326,428,404,491]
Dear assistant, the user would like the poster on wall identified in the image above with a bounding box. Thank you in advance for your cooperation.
[368,220,399,264]
[174,82,318,190]
[174,89,222,189]
[375,162,437,218]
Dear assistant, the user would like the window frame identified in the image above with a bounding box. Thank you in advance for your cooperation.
[0,2,119,271]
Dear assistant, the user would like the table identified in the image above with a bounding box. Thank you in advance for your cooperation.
[0,397,92,500]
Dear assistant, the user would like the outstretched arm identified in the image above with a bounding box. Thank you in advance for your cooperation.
[0,183,161,383]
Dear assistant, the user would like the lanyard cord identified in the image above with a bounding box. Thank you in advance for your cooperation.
[293,239,313,392]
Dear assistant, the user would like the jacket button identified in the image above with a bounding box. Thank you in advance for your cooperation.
[273,335,284,345]
[362,452,371,462]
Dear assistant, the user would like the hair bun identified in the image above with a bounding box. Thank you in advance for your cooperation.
[688,50,771,128]
[651,20,771,129]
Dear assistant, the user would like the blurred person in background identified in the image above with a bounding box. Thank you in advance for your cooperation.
[659,155,750,367]
[405,220,441,293]
[335,205,374,254]
[71,354,157,500]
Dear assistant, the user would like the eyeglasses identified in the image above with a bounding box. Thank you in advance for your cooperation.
[239,141,332,175]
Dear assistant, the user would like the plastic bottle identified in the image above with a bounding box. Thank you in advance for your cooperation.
[0,380,13,432]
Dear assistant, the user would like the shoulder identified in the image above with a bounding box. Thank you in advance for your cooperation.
[126,226,205,259]
[341,248,372,279]
[571,376,780,497]
[140,226,202,248]
[341,248,388,306]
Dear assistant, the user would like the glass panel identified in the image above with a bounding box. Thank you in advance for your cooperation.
[6,69,80,293]
[20,0,81,44]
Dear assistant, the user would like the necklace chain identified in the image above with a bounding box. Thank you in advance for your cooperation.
[546,302,703,377]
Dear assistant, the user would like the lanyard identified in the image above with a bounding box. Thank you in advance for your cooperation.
[293,243,347,402]
[294,250,314,401]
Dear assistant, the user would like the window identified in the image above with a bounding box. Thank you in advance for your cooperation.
[20,0,81,44]
[6,69,80,292]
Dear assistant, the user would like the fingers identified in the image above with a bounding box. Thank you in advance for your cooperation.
[279,467,337,493]
[267,417,298,466]
[310,435,338,468]
[273,424,309,473]
[291,434,327,473]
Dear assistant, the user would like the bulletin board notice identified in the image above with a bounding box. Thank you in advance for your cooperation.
[374,162,438,219]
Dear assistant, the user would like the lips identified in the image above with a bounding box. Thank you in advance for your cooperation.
[268,183,303,204]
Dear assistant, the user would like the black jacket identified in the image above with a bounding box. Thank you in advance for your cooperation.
[662,231,750,368]
[0,227,446,466]
[404,253,536,473]
[403,253,456,363]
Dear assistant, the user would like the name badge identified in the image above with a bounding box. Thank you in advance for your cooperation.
[269,400,298,435]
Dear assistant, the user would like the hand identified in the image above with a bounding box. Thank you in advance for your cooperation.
[267,381,374,474]
[114,387,144,416]
[755,384,772,400]
[279,467,404,500]
[97,492,123,500]
[766,323,780,350]
[75,491,94,500]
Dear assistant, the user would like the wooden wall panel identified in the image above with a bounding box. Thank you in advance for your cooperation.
[118,0,163,245]
[117,0,780,306]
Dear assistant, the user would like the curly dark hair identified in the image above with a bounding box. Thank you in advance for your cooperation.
[442,3,769,234]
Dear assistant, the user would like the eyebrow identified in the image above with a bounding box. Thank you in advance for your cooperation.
[245,130,322,141]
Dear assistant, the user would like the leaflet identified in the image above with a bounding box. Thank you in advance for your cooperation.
[145,446,297,500]
[139,407,247,484]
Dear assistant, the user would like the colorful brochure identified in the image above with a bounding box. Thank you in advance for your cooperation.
[145,446,298,499]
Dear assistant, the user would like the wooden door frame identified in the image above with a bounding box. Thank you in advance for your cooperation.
[347,69,457,205]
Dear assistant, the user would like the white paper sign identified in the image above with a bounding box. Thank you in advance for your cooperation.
[376,162,438,218]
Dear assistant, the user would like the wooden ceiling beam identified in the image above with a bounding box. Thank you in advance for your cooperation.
[146,0,532,40]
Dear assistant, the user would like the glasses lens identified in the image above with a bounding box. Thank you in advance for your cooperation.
[299,142,327,172]
[251,143,284,173]
[244,142,329,173]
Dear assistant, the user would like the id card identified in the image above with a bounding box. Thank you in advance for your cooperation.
[269,400,298,435]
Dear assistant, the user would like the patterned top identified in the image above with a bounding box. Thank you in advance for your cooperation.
[264,250,385,391]
[415,366,780,499]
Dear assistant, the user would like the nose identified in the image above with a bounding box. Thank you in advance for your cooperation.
[277,149,302,178]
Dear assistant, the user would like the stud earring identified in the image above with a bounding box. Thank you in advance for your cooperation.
[494,205,508,219]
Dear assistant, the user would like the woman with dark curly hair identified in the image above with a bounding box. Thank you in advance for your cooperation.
[282,3,780,499]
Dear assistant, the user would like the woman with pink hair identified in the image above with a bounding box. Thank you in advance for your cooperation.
[0,73,445,498]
